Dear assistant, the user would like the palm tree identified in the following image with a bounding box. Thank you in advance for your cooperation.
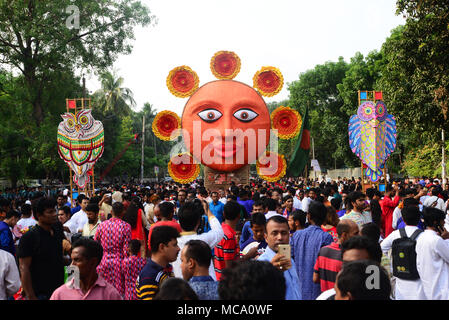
[94,70,136,115]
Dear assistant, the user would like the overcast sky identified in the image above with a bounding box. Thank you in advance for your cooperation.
[85,0,405,115]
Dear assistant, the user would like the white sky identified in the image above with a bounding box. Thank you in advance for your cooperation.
[85,0,405,115]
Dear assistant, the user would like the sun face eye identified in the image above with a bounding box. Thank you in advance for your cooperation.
[233,109,258,122]
[198,109,222,123]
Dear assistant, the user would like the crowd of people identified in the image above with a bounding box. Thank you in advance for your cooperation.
[1,175,449,300]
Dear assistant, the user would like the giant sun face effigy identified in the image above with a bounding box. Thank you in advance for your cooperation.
[152,51,302,184]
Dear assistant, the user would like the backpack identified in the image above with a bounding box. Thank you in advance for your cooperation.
[391,228,423,280]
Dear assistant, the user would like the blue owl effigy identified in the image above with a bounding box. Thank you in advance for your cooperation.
[348,101,397,182]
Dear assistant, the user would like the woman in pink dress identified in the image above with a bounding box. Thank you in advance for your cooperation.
[94,202,131,297]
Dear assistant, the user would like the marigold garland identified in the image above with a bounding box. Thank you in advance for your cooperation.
[253,66,283,97]
[168,153,200,184]
[166,66,199,98]
[152,110,181,141]
[210,51,241,80]
[271,106,302,139]
[256,152,287,182]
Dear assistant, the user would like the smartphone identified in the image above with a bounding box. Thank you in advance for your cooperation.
[278,244,291,261]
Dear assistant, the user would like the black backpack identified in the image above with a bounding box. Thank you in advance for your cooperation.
[391,228,423,280]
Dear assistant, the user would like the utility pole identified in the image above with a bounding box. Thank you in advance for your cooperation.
[443,129,446,185]
[141,115,145,184]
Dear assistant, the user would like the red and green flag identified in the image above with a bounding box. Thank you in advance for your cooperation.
[287,104,310,177]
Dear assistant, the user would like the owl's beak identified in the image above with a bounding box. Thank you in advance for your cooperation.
[75,124,80,132]
[369,119,380,128]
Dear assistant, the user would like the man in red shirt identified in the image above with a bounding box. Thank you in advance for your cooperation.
[380,184,400,238]
[313,219,359,292]
[214,200,257,280]
[147,202,181,251]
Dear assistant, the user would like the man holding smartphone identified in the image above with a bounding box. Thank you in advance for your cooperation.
[257,215,302,300]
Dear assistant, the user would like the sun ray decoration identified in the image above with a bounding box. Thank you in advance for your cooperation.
[253,66,284,97]
[152,110,181,141]
[167,153,200,184]
[210,51,241,80]
[166,66,200,98]
[271,106,302,139]
[256,151,287,182]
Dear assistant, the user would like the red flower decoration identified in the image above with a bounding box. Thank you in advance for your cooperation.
[253,67,284,97]
[271,106,302,139]
[152,111,181,141]
[256,152,287,182]
[168,153,200,184]
[167,66,199,98]
[210,51,241,80]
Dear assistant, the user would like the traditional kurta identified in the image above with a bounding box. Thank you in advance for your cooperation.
[121,255,147,300]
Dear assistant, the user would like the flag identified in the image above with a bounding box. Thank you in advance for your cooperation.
[67,99,76,109]
[287,104,310,177]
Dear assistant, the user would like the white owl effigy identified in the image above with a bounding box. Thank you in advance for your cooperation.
[348,101,397,182]
[57,109,104,188]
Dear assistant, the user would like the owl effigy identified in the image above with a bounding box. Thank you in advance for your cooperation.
[348,100,397,182]
[57,109,104,189]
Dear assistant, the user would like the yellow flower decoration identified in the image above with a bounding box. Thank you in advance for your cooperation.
[168,153,200,184]
[210,51,241,80]
[152,110,181,141]
[166,66,200,98]
[271,106,302,139]
[256,152,287,182]
[253,66,284,97]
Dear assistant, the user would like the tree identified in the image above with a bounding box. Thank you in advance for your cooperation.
[380,1,449,137]
[0,0,153,126]
[93,70,136,115]
[288,57,351,170]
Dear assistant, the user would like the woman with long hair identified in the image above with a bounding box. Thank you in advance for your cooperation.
[321,205,340,243]
[123,197,146,258]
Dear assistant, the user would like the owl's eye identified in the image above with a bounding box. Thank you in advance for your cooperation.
[233,109,258,122]
[377,105,384,115]
[365,107,373,115]
[67,119,75,128]
[79,115,89,125]
[198,109,222,123]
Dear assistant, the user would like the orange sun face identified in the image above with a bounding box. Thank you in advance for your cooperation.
[181,80,270,172]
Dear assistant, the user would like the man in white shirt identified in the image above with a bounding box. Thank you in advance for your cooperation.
[416,206,449,300]
[381,205,425,300]
[172,200,224,280]
[0,249,21,300]
[423,187,445,212]
[81,203,101,238]
[65,197,89,234]
[293,190,304,211]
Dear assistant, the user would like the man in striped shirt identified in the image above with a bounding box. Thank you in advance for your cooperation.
[313,219,359,292]
[136,226,180,300]
[214,201,258,280]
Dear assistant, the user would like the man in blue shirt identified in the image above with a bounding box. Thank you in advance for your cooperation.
[209,191,224,224]
[0,210,20,255]
[239,200,266,249]
[290,200,333,300]
[180,239,219,300]
[258,215,302,300]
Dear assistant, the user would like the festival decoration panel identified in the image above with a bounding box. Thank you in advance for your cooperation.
[348,100,397,182]
[57,109,104,188]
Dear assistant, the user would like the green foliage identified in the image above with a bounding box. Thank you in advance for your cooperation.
[0,0,153,126]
